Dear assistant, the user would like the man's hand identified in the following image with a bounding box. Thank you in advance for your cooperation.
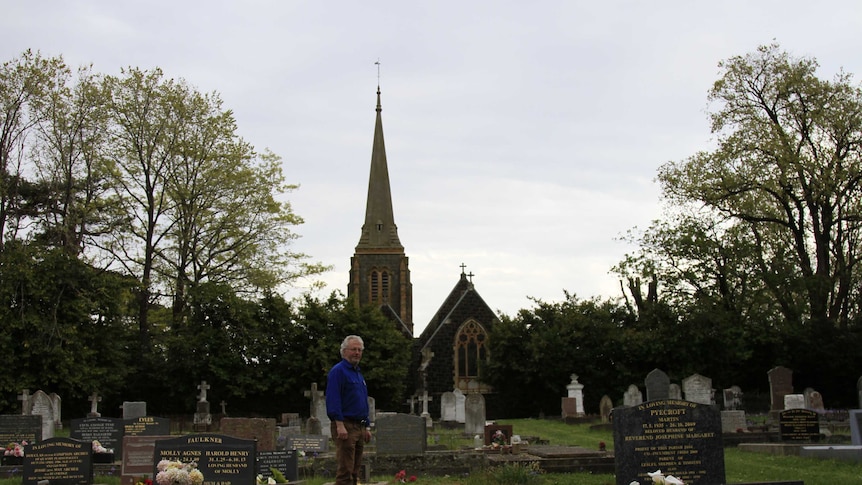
[364,428,372,443]
[336,421,348,440]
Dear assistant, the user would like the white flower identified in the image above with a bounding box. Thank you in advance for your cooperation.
[629,482,641,485]
[665,475,685,485]
[647,469,666,484]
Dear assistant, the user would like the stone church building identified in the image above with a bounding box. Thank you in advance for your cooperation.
[348,87,502,418]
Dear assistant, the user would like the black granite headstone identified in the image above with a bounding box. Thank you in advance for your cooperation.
[124,416,170,436]
[257,450,298,482]
[23,437,92,485]
[613,399,725,485]
[70,417,124,457]
[779,408,820,441]
[0,415,42,445]
[153,433,256,485]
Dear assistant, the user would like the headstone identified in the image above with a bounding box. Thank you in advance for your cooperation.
[644,369,670,402]
[850,409,862,445]
[152,434,256,485]
[375,413,426,455]
[682,374,714,405]
[123,416,170,437]
[453,389,466,423]
[784,394,806,410]
[23,437,92,485]
[304,383,329,436]
[285,435,328,453]
[768,366,793,411]
[565,374,585,416]
[440,392,456,422]
[561,397,578,419]
[19,389,32,415]
[368,396,377,424]
[723,386,743,410]
[220,417,277,451]
[858,376,862,409]
[70,417,124,457]
[721,410,747,433]
[613,400,725,485]
[256,450,298,482]
[49,393,62,430]
[195,380,212,429]
[623,384,643,407]
[483,424,513,445]
[419,390,433,428]
[87,392,102,418]
[599,395,613,424]
[29,390,57,440]
[668,383,682,401]
[122,401,147,420]
[806,389,825,411]
[464,393,486,436]
[0,415,42,445]
[779,408,820,442]
[120,435,172,485]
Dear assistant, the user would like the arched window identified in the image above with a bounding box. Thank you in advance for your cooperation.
[370,270,379,303]
[368,268,390,304]
[454,320,490,392]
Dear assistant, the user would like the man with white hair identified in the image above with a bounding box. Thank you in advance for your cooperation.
[326,335,372,485]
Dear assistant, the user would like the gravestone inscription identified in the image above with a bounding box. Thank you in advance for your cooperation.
[153,434,256,485]
[23,437,92,485]
[285,435,329,453]
[0,415,42,445]
[257,450,298,482]
[70,417,124,457]
[779,409,820,442]
[124,416,170,436]
[613,399,725,485]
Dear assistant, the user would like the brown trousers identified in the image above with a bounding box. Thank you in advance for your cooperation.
[330,420,365,485]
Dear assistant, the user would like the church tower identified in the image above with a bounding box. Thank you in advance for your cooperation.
[348,87,413,337]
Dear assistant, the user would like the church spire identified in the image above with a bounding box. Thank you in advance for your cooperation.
[356,87,402,250]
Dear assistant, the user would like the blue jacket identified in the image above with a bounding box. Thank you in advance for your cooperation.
[326,359,369,423]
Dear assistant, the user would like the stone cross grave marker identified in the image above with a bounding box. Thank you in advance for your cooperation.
[304,383,329,435]
[419,390,433,428]
[18,389,31,415]
[88,392,102,417]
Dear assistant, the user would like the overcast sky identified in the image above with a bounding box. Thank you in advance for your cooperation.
[4,1,862,334]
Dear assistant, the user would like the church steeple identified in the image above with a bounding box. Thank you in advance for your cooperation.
[349,86,413,337]
[356,87,402,250]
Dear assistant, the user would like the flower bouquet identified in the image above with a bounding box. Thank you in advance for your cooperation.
[2,441,26,466]
[155,459,204,485]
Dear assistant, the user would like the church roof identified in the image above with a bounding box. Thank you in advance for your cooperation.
[355,87,403,250]
[417,269,498,350]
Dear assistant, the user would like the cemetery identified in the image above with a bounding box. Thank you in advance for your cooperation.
[2,366,862,485]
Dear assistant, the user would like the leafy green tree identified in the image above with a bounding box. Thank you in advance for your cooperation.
[658,43,862,331]
[0,50,65,249]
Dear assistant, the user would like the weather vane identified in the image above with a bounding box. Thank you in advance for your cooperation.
[375,58,381,85]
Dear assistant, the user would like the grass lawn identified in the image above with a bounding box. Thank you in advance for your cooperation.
[2,418,859,485]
